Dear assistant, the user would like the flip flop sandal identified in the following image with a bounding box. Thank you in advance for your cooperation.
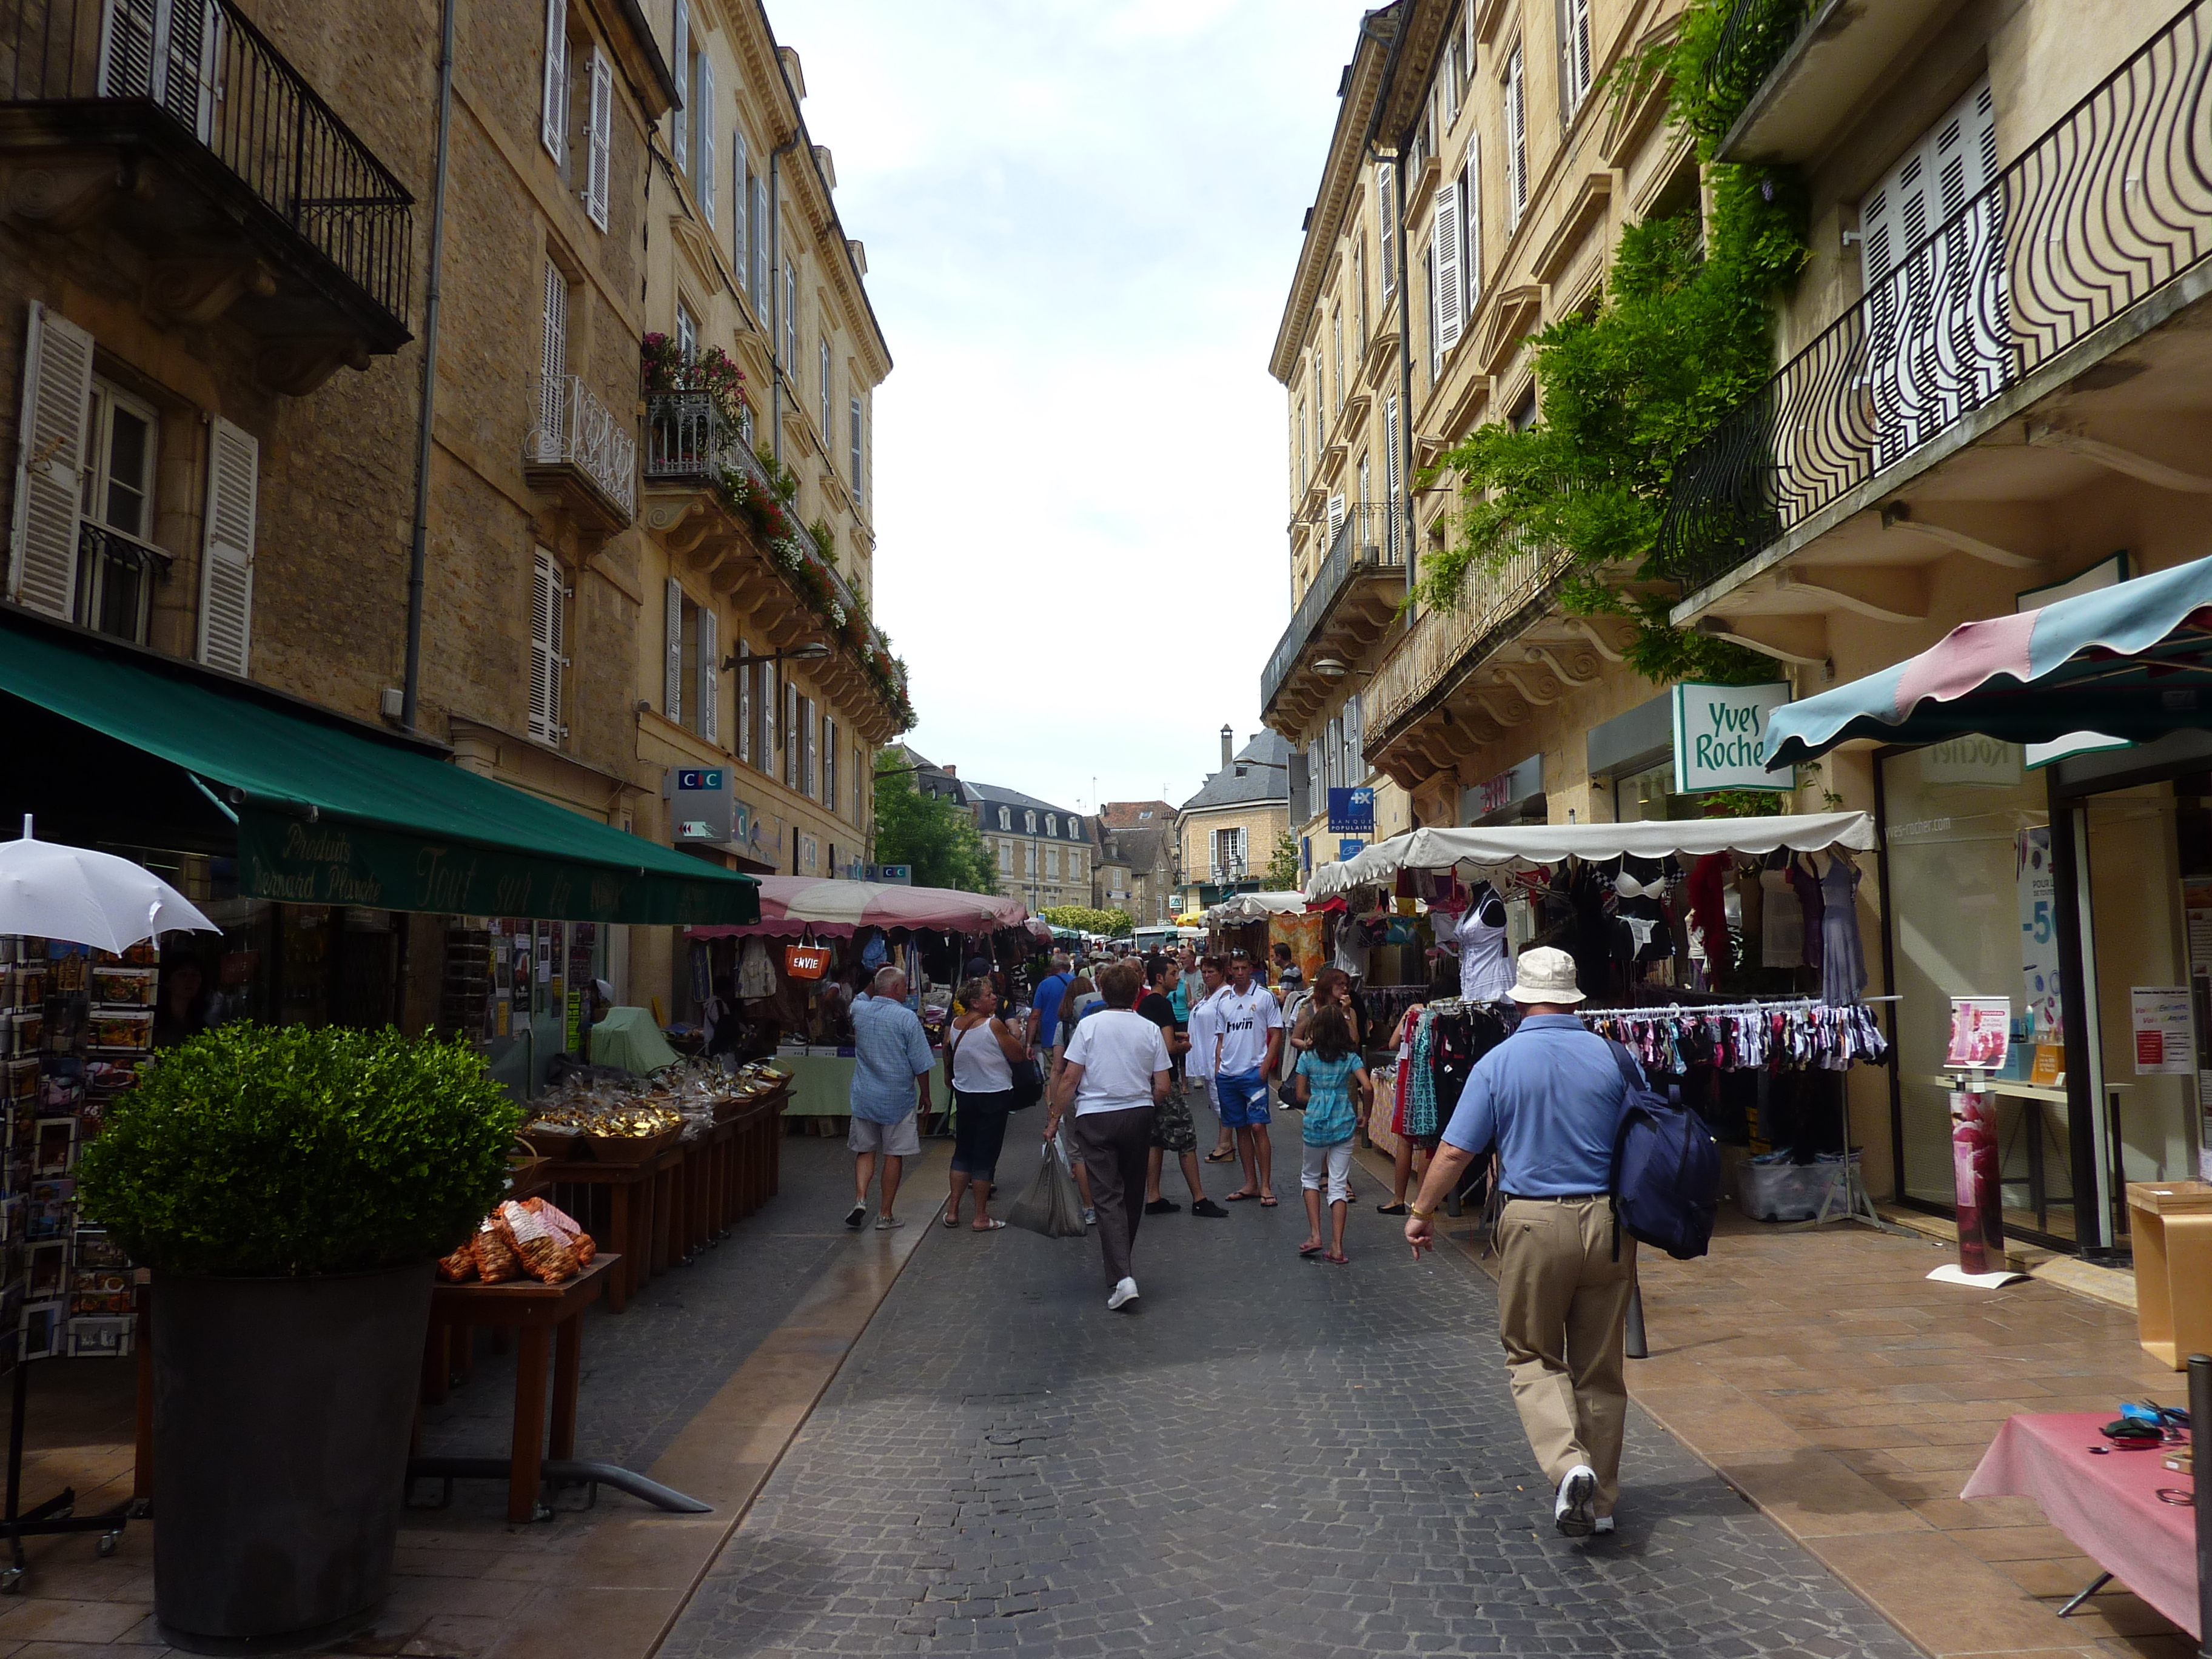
[1324,1250,1349,1265]
[1224,1190,1259,1202]
[1205,1151,1238,1163]
[942,1210,961,1228]
[1298,1242,1325,1257]
[1258,1195,1279,1207]
[971,1218,1007,1232]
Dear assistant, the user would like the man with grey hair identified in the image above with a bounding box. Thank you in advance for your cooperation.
[1025,951,1074,1057]
[845,966,935,1230]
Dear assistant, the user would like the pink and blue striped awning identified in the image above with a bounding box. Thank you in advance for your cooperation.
[1761,555,2212,769]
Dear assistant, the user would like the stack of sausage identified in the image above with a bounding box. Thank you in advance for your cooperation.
[437,1197,595,1284]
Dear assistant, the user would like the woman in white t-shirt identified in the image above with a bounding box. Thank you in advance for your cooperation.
[1045,961,1171,1312]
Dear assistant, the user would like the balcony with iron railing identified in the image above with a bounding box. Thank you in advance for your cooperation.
[1660,0,2212,603]
[1,0,414,386]
[1259,503,1407,734]
[525,374,636,528]
[1363,539,1575,762]
[1706,0,1952,166]
[641,387,913,740]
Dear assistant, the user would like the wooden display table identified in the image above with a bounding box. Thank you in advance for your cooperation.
[2128,1180,2212,1369]
[423,1255,617,1523]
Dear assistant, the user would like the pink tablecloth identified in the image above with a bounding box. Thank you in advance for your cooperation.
[1962,1411,2197,1637]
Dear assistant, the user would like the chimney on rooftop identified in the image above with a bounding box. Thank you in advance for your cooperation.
[942,764,956,777]
[1220,725,1233,768]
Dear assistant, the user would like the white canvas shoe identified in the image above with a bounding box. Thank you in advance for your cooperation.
[1106,1276,1139,1310]
[1554,1466,1597,1537]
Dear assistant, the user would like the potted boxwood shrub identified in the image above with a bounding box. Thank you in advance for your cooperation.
[77,1022,520,1652]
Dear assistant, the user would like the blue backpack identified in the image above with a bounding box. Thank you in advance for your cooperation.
[1604,1042,1719,1262]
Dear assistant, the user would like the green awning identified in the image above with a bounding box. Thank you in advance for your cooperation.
[0,618,757,926]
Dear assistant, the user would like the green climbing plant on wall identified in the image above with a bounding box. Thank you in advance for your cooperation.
[1413,0,1815,686]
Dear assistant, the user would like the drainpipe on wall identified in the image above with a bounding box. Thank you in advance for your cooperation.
[400,0,456,734]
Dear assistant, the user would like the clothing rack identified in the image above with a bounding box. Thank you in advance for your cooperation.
[1590,993,1901,1021]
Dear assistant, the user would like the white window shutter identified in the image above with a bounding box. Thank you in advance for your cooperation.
[850,397,863,504]
[696,55,715,226]
[197,416,258,675]
[8,302,93,619]
[784,681,799,786]
[1378,161,1396,297]
[1435,181,1463,355]
[1383,394,1401,561]
[538,262,566,454]
[540,0,566,158]
[1327,492,1345,543]
[1462,147,1481,312]
[732,128,750,291]
[736,638,752,763]
[670,0,689,172]
[1426,233,1441,379]
[751,176,769,300]
[819,338,831,436]
[664,577,683,720]
[586,49,612,230]
[529,548,566,742]
[699,605,719,745]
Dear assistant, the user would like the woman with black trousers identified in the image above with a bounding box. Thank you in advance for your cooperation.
[942,977,1027,1231]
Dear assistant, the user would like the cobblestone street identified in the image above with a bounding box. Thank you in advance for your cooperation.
[662,1114,1921,1659]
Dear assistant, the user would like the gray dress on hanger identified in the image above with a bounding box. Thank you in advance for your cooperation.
[1819,857,1866,1006]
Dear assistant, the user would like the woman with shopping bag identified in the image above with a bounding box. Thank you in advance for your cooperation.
[942,978,1029,1231]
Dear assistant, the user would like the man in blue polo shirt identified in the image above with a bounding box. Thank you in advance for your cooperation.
[846,967,935,1231]
[1404,946,1640,1540]
[1025,952,1073,1056]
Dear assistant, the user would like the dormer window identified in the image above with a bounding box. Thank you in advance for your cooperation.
[1025,810,1037,834]
[1045,814,1057,836]
[1138,810,1152,820]
[998,806,1010,830]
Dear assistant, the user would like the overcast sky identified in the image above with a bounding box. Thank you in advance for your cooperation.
[783,0,1356,817]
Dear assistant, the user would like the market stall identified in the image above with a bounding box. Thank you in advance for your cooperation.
[1308,811,1888,1224]
[688,877,1034,1127]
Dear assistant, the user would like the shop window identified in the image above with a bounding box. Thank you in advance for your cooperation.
[1614,762,1684,823]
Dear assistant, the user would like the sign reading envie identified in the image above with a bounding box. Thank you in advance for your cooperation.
[1671,682,1794,794]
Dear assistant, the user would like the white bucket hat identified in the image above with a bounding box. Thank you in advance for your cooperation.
[1507,945,1585,1005]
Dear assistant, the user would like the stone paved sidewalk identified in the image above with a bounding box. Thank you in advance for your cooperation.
[661,1114,1923,1659]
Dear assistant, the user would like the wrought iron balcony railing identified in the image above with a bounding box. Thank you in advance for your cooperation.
[528,374,636,520]
[1259,503,1406,714]
[3,0,413,329]
[1365,539,1573,743]
[1701,0,1822,128]
[1660,0,2212,596]
[643,390,772,497]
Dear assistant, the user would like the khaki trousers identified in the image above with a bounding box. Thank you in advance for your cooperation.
[1493,1195,1636,1513]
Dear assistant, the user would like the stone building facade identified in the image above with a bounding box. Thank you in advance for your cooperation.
[1175,729,1291,913]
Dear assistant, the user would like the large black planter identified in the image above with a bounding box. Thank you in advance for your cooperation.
[152,1261,434,1653]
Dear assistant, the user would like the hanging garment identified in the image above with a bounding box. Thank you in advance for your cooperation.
[859,930,888,972]
[1404,1009,1441,1139]
[1735,864,1765,962]
[1789,856,1825,976]
[737,936,778,1000]
[1760,868,1805,968]
[1820,856,1868,1006]
[1686,853,1731,968]
[1455,883,1513,1002]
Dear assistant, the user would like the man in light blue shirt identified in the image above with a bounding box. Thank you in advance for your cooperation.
[846,967,934,1231]
[1405,946,1638,1540]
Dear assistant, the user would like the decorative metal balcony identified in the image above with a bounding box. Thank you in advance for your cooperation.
[526,374,636,523]
[1259,503,1406,724]
[1,0,413,360]
[1701,0,1822,126]
[1365,540,1572,744]
[643,390,772,497]
[1660,0,2212,597]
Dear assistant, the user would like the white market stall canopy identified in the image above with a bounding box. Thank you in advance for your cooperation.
[1204,891,1308,924]
[1305,811,1875,900]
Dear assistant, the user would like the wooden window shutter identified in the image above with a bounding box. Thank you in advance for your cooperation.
[824,716,837,815]
[819,337,831,435]
[1378,161,1396,297]
[540,0,567,158]
[1507,46,1528,225]
[849,397,863,504]
[802,697,816,797]
[670,0,689,173]
[663,577,683,720]
[585,49,612,230]
[698,605,719,745]
[1426,232,1441,380]
[695,54,715,226]
[1435,181,1463,356]
[1383,394,1401,560]
[760,659,777,759]
[1327,492,1345,543]
[732,128,750,292]
[736,637,752,764]
[8,302,93,619]
[783,681,799,786]
[529,548,567,742]
[751,176,769,300]
[196,416,258,675]
[1462,145,1481,313]
[539,263,567,451]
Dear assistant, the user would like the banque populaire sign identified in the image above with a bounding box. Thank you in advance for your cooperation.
[1671,682,1794,794]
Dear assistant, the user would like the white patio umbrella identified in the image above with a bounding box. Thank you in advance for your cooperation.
[0,815,218,951]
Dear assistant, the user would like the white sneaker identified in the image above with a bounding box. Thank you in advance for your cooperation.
[1594,1515,1615,1535]
[1554,1465,1597,1537]
[1082,1207,1098,1227]
[1106,1276,1139,1310]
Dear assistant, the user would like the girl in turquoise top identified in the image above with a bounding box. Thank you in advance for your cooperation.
[1291,1005,1370,1264]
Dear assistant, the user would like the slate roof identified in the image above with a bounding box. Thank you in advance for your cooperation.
[962,780,1091,842]
[1179,731,1292,813]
